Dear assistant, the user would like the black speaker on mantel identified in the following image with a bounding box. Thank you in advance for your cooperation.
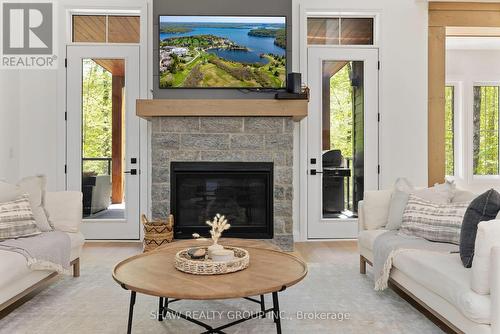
[287,72,302,93]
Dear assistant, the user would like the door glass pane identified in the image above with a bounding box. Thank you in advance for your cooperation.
[307,18,340,45]
[322,61,364,219]
[72,16,106,43]
[445,86,455,176]
[340,18,374,45]
[307,17,374,45]
[82,59,126,219]
[108,16,140,43]
[473,86,499,175]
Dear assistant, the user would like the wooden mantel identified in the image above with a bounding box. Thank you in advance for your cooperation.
[136,99,308,122]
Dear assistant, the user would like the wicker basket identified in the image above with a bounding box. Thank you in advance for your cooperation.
[175,246,249,275]
[142,214,174,252]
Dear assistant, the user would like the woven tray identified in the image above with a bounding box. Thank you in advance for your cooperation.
[175,246,249,275]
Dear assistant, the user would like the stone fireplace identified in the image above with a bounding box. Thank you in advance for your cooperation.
[151,116,294,250]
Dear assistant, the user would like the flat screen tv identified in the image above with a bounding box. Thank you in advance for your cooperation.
[158,15,287,89]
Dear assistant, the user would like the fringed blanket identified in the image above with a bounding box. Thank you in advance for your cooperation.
[373,231,458,291]
[0,231,71,274]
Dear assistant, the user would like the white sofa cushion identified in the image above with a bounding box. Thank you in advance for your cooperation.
[393,250,491,324]
[45,191,82,233]
[362,190,392,229]
[0,176,52,232]
[472,220,500,295]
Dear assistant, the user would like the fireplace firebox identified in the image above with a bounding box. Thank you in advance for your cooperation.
[171,162,273,239]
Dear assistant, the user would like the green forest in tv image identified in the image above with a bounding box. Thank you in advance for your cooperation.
[159,18,286,88]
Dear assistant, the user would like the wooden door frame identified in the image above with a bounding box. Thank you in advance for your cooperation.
[428,2,500,186]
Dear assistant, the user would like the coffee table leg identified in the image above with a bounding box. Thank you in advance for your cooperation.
[260,295,266,318]
[127,291,136,334]
[272,292,282,334]
[158,297,164,321]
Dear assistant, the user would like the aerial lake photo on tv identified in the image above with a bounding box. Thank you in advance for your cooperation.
[159,16,286,88]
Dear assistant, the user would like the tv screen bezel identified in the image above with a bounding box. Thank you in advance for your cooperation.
[157,14,288,90]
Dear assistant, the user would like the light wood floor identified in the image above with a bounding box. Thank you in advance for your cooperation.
[82,240,358,264]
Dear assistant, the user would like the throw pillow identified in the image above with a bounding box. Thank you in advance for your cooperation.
[386,178,456,230]
[453,190,477,203]
[414,179,456,203]
[0,195,41,239]
[386,178,414,230]
[460,189,500,268]
[399,195,470,244]
[17,175,52,232]
[362,189,393,230]
[471,220,500,294]
[0,181,21,202]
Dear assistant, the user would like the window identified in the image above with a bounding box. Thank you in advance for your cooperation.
[445,86,455,176]
[72,15,140,43]
[473,85,499,175]
[307,17,374,45]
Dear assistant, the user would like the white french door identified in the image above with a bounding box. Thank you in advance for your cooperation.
[66,45,141,240]
[307,47,379,239]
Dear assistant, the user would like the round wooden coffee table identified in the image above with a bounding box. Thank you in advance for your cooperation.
[113,239,307,334]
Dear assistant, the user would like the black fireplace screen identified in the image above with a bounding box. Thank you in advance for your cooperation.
[171,162,273,239]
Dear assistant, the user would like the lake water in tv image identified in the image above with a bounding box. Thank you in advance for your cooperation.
[159,16,287,88]
[160,27,286,60]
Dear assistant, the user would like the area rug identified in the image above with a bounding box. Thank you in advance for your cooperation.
[0,250,443,333]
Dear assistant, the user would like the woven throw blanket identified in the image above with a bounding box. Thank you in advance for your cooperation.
[373,231,458,291]
[0,231,71,274]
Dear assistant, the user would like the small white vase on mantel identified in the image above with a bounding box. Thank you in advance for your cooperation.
[206,214,230,259]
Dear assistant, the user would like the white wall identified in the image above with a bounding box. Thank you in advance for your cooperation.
[292,0,429,189]
[18,71,59,190]
[446,48,500,193]
[0,71,20,183]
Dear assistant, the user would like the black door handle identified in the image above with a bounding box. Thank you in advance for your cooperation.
[310,169,323,175]
[124,169,137,175]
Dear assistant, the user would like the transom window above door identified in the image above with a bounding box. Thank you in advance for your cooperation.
[307,17,374,45]
[72,15,140,43]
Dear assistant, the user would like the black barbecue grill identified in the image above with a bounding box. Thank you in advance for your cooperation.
[322,150,351,214]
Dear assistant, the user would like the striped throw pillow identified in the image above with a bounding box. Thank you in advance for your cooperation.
[399,194,470,244]
[0,195,41,240]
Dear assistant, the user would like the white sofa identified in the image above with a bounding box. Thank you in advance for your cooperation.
[358,197,500,334]
[0,191,84,311]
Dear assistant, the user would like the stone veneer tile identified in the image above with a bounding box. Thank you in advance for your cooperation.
[274,199,292,217]
[181,134,230,149]
[200,117,244,133]
[264,134,293,150]
[275,167,293,185]
[160,117,199,133]
[151,183,169,204]
[153,133,180,150]
[200,150,247,161]
[244,117,284,134]
[230,134,264,150]
[284,118,294,133]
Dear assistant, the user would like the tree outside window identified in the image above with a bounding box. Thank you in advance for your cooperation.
[445,86,454,176]
[473,86,499,176]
